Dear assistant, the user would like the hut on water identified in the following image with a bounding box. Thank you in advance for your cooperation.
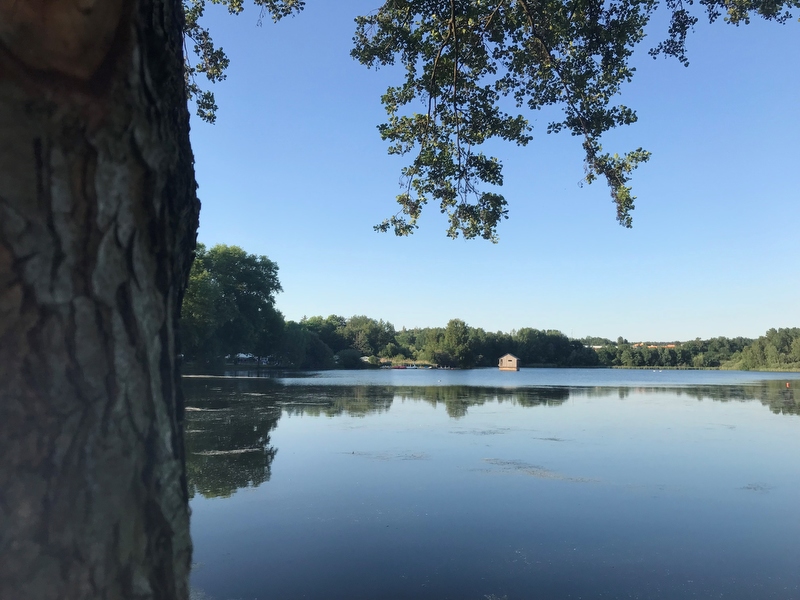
[498,354,520,371]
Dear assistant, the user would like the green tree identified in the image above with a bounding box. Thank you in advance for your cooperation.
[728,327,800,370]
[181,243,283,361]
[350,0,797,239]
[336,348,365,369]
[515,328,548,364]
[353,1,651,240]
[186,1,798,240]
[659,347,677,367]
[675,347,692,366]
[640,346,656,367]
[596,345,620,366]
[278,321,335,369]
[582,336,614,347]
[340,315,397,357]
[443,318,474,367]
[182,254,226,361]
[567,342,600,366]
[254,304,286,361]
[792,337,800,362]
[380,341,405,359]
[417,327,447,364]
[467,327,495,366]
[302,314,348,353]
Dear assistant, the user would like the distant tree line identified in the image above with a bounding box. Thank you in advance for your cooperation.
[724,328,800,371]
[180,245,799,371]
[590,329,800,370]
[301,316,599,369]
[593,337,753,368]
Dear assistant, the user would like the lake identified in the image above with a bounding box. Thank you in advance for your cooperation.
[185,369,800,600]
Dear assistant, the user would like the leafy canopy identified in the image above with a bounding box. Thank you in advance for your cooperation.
[183,0,305,122]
[184,0,797,239]
[182,243,283,360]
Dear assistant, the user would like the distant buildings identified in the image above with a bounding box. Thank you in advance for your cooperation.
[498,353,520,371]
[632,343,677,349]
[585,343,679,349]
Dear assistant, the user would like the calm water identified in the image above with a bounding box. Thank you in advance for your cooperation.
[186,369,800,600]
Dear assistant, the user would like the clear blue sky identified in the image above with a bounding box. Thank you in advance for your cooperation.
[189,2,799,342]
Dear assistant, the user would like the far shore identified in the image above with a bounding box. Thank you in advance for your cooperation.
[181,363,800,375]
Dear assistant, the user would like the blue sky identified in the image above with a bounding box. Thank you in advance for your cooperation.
[189,2,799,342]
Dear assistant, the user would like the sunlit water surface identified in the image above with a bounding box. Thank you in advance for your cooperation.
[186,369,800,600]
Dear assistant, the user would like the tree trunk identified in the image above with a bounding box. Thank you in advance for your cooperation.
[0,1,199,598]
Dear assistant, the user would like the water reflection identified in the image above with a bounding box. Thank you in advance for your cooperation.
[184,376,798,416]
[183,376,797,499]
[184,378,281,499]
[187,374,800,600]
[681,380,799,415]
[394,385,570,418]
[568,379,799,415]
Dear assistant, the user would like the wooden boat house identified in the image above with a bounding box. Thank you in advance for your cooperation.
[498,353,520,371]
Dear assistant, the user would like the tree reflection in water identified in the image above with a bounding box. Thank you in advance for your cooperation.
[183,375,798,498]
[392,385,570,418]
[570,379,799,415]
[184,378,282,499]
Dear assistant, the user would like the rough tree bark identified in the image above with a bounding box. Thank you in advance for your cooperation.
[0,1,199,598]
